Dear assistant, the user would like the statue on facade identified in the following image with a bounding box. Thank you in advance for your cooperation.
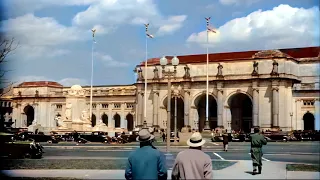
[31,119,37,125]
[217,63,223,77]
[81,110,90,123]
[55,114,67,128]
[4,112,12,122]
[252,61,259,76]
[270,60,279,76]
[183,65,191,79]
[137,67,144,81]
[96,118,106,126]
[65,103,72,121]
[153,66,159,80]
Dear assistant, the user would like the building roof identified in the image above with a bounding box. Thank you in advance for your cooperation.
[17,81,63,88]
[139,46,320,66]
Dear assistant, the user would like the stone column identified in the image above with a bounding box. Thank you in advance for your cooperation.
[272,86,279,127]
[252,88,259,127]
[217,89,223,128]
[33,103,39,124]
[97,103,101,125]
[315,99,320,130]
[108,104,114,128]
[152,88,159,127]
[184,90,190,126]
[137,91,143,126]
[121,103,126,128]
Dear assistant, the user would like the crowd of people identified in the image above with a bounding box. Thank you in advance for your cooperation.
[125,127,267,179]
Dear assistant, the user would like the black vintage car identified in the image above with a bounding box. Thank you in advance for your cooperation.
[79,132,109,143]
[0,132,43,159]
[16,131,53,142]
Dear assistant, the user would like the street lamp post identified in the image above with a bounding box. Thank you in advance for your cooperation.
[89,29,96,125]
[204,17,216,131]
[290,112,293,130]
[160,56,179,153]
[143,24,154,127]
[171,85,182,144]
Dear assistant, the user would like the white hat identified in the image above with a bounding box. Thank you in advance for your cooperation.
[136,129,155,142]
[187,132,206,147]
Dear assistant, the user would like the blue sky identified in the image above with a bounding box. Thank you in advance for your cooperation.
[0,0,319,87]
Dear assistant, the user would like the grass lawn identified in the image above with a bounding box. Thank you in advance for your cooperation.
[1,159,235,170]
[286,164,320,172]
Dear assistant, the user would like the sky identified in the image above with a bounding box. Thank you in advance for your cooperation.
[0,0,319,87]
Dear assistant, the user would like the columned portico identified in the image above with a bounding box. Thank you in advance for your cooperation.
[183,82,191,127]
[252,86,259,127]
[217,88,224,128]
[152,84,159,127]
[315,99,320,130]
[272,82,280,128]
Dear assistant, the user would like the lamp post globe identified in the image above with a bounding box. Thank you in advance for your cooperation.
[160,56,168,66]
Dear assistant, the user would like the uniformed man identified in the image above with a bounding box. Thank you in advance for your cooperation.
[250,127,267,175]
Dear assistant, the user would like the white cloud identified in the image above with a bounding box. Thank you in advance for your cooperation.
[58,78,88,86]
[219,0,261,6]
[95,52,129,67]
[156,15,187,36]
[72,0,187,36]
[13,76,88,86]
[1,13,87,60]
[187,5,320,51]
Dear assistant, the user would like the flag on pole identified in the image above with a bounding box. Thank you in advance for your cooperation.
[146,33,154,38]
[91,29,97,43]
[207,27,216,33]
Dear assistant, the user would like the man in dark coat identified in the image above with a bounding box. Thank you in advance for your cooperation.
[222,130,229,152]
[250,127,267,175]
[125,129,167,180]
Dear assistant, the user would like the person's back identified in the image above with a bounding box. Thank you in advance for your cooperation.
[125,129,167,180]
[173,149,212,179]
[250,133,267,148]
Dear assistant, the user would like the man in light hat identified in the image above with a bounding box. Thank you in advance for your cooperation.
[125,129,167,180]
[171,132,213,180]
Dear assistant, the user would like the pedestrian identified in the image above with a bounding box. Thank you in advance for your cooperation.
[162,132,166,142]
[125,129,167,180]
[222,129,229,152]
[171,132,213,180]
[250,127,267,175]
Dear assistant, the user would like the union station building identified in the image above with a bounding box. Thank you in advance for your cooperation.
[1,46,319,134]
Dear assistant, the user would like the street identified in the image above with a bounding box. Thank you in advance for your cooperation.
[42,141,320,164]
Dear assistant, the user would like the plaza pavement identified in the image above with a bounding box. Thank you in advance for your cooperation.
[2,160,319,179]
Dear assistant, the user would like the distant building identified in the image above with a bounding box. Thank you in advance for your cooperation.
[2,46,319,133]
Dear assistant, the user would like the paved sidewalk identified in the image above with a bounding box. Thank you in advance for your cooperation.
[2,161,319,179]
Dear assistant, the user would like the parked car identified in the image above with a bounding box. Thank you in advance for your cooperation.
[16,131,53,142]
[0,132,43,159]
[79,132,109,143]
[264,131,291,142]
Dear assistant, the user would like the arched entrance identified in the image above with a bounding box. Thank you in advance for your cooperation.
[228,93,252,133]
[91,114,96,127]
[114,113,121,128]
[101,113,108,126]
[303,112,315,130]
[126,113,134,131]
[163,96,184,131]
[195,94,217,132]
[24,105,34,126]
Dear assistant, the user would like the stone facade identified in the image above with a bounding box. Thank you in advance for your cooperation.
[1,46,319,133]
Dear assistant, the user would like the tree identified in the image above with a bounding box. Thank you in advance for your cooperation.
[0,38,18,97]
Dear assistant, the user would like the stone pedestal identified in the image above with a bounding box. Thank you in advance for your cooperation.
[92,125,112,132]
[28,124,44,133]
[179,132,192,143]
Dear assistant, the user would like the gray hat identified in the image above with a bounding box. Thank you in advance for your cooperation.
[136,129,155,142]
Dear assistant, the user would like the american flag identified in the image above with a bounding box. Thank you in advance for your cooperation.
[146,33,154,38]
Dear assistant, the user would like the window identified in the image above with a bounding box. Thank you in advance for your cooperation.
[8,102,11,107]
[303,100,315,106]
[56,104,62,109]
[4,102,7,107]
[126,103,134,108]
[92,103,97,109]
[114,103,121,108]
[102,104,108,108]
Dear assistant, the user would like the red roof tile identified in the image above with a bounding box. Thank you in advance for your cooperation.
[18,81,63,88]
[140,46,320,66]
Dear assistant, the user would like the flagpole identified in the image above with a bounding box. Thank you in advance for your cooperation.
[204,17,211,130]
[144,24,149,126]
[89,29,96,127]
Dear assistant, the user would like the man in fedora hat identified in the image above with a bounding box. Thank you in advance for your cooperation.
[250,127,267,175]
[125,129,167,180]
[171,132,213,180]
